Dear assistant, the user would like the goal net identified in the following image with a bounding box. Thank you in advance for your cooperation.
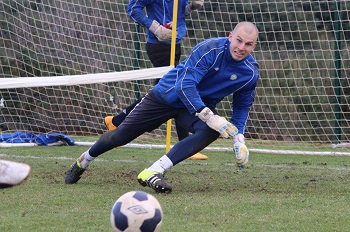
[1,0,350,155]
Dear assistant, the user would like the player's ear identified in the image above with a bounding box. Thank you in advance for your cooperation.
[228,31,234,41]
[253,38,259,50]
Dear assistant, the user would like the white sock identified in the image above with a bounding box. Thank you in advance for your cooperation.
[148,155,173,173]
[79,150,95,169]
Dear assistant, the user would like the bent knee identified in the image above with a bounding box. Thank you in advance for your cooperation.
[195,125,220,142]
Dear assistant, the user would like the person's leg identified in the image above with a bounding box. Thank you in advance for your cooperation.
[149,119,219,170]
[173,120,208,160]
[105,43,181,130]
[148,44,185,140]
[106,97,142,128]
[66,92,176,184]
[138,110,218,192]
[174,122,189,141]
[146,43,181,67]
[147,42,208,160]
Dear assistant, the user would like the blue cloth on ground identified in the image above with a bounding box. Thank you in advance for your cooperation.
[0,131,75,146]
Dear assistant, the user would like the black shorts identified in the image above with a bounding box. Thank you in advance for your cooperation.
[146,43,182,67]
[118,91,210,137]
[146,43,182,85]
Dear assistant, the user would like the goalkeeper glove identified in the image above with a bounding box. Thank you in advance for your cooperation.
[149,20,173,42]
[189,0,204,11]
[233,134,249,169]
[196,107,238,138]
[185,0,204,15]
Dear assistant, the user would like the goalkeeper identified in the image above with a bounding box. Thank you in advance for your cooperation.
[66,22,259,194]
[104,0,208,160]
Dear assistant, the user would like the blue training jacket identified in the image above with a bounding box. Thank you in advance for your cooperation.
[152,37,260,134]
[127,0,189,44]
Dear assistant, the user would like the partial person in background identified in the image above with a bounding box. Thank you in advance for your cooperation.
[104,0,208,160]
[0,159,31,189]
[66,22,259,194]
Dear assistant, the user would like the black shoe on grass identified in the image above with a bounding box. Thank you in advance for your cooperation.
[65,160,85,184]
[137,169,172,193]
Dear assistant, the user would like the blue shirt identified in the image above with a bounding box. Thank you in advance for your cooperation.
[127,0,189,44]
[152,37,259,133]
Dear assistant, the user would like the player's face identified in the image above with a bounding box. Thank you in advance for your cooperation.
[228,28,257,61]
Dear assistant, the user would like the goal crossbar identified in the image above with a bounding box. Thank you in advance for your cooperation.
[0,67,172,89]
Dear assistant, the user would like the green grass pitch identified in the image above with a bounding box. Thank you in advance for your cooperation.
[1,145,350,231]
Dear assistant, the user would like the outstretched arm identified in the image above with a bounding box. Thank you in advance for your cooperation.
[231,88,256,134]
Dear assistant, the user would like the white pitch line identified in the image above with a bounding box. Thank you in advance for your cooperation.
[0,153,136,163]
[1,153,350,172]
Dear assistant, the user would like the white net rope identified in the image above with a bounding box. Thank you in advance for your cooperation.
[0,0,349,154]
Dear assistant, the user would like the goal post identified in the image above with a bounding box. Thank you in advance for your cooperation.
[0,0,349,155]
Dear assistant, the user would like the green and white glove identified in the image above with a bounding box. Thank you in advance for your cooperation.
[149,20,172,42]
[233,134,249,169]
[196,107,238,138]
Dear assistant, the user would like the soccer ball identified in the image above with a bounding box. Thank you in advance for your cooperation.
[110,190,163,232]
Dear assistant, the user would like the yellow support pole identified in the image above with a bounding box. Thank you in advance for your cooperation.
[166,0,179,153]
